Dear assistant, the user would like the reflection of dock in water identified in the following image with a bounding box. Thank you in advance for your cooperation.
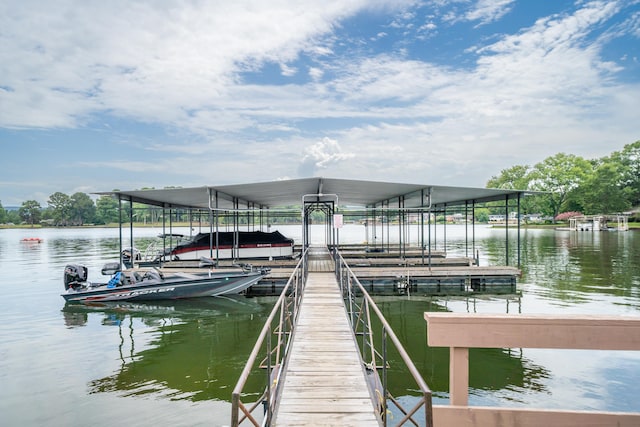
[376,295,549,397]
[62,297,272,402]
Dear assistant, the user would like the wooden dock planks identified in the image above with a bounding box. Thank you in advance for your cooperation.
[273,270,381,426]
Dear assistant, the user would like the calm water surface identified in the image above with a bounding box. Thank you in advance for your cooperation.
[1,224,639,426]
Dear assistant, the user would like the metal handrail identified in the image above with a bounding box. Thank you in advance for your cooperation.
[231,248,308,427]
[334,249,433,427]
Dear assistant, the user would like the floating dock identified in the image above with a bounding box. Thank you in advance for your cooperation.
[159,244,520,296]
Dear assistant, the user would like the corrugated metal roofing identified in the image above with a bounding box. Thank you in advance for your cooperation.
[99,177,527,210]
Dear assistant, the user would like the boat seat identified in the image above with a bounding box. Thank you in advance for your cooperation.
[143,270,163,281]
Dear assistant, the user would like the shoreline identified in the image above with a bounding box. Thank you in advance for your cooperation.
[3,222,639,230]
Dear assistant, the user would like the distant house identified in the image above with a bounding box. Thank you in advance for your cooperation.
[446,213,465,223]
[488,215,505,224]
[524,213,543,223]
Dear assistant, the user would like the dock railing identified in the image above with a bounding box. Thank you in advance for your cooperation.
[231,248,308,427]
[425,313,640,427]
[334,249,434,427]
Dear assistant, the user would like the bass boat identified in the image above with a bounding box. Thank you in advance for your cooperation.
[62,261,269,303]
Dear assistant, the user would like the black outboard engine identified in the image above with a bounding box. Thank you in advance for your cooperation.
[64,264,88,290]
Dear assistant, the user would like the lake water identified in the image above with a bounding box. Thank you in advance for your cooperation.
[1,224,639,426]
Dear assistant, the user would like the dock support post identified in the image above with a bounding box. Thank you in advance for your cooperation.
[505,194,509,266]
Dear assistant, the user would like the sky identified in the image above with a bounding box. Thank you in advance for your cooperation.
[1,0,639,206]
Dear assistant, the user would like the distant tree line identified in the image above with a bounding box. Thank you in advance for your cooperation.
[486,140,639,221]
[0,192,119,227]
[0,192,306,227]
[1,140,638,227]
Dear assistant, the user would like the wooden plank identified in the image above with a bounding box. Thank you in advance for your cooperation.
[273,257,380,426]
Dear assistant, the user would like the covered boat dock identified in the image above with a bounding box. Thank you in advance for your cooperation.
[101,177,529,295]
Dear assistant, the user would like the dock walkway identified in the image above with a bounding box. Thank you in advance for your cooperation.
[273,247,380,426]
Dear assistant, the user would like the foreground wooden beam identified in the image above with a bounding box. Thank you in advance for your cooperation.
[425,313,640,350]
[424,313,640,426]
[433,406,640,427]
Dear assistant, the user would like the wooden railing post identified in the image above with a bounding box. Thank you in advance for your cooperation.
[450,347,469,405]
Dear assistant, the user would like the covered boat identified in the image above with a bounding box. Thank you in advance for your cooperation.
[62,262,269,303]
[160,230,295,261]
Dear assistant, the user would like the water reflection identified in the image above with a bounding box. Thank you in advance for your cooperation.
[480,229,640,308]
[61,297,275,402]
[374,296,550,403]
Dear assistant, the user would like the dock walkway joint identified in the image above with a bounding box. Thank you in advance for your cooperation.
[273,248,381,426]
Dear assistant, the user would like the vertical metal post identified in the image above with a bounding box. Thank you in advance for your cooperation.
[428,203,432,268]
[472,199,476,260]
[517,192,521,268]
[420,190,425,265]
[398,197,403,258]
[443,204,447,255]
[128,198,134,267]
[168,206,173,250]
[385,200,389,253]
[234,198,239,261]
[465,201,469,258]
[118,196,123,268]
[207,189,213,260]
[162,204,166,264]
[433,205,437,252]
[215,192,220,265]
[505,194,509,266]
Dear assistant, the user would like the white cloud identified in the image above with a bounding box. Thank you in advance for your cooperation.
[298,137,355,177]
[465,0,515,25]
[280,63,298,76]
[309,67,324,81]
[0,0,409,129]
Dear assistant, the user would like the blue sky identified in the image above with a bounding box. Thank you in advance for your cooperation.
[1,0,639,206]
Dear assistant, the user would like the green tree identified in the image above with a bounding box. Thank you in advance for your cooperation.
[95,195,119,224]
[486,165,531,190]
[6,210,21,224]
[610,140,640,208]
[19,200,42,226]
[485,164,543,216]
[0,200,7,223]
[47,192,72,226]
[70,192,96,225]
[529,153,592,221]
[474,207,490,223]
[579,161,631,214]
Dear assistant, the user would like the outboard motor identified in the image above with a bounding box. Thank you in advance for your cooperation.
[64,264,88,290]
